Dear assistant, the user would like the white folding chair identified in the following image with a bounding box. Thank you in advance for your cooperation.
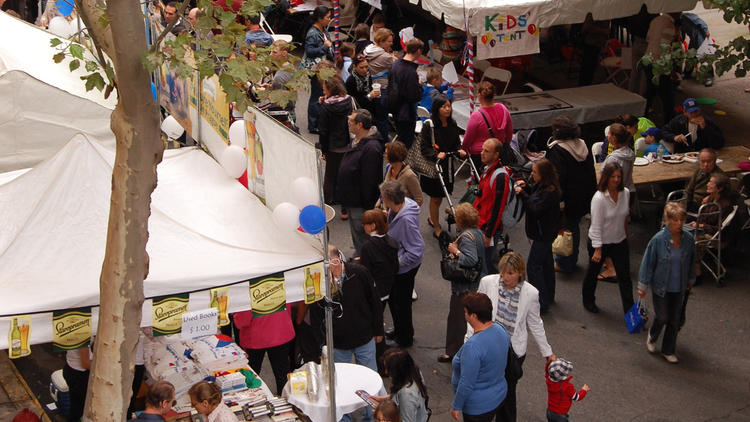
[600,46,632,88]
[260,12,293,43]
[479,66,512,95]
[474,60,491,72]
[414,106,430,134]
[591,141,603,159]
[634,137,646,156]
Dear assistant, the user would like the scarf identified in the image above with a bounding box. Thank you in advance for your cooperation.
[351,70,369,94]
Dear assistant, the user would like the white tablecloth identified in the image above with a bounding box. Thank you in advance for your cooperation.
[453,83,646,130]
[284,363,385,422]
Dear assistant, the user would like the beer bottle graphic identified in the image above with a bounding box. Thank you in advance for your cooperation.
[10,319,21,357]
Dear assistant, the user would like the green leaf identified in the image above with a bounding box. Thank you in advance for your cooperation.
[53,52,65,63]
[50,38,63,47]
[85,60,99,72]
[82,73,106,92]
[69,59,80,71]
[69,44,84,60]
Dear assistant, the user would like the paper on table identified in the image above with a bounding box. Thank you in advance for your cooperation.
[442,62,459,84]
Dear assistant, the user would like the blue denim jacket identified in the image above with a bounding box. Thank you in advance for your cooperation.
[637,227,696,297]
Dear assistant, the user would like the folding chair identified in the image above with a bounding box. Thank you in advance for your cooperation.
[260,12,293,43]
[479,67,512,95]
[691,203,738,284]
[414,106,430,135]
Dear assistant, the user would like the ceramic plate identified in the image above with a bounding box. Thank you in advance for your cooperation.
[634,157,649,166]
[663,154,684,164]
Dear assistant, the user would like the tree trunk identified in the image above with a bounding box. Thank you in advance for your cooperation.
[82,0,163,420]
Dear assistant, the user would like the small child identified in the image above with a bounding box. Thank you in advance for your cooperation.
[545,358,589,421]
[420,67,454,112]
[354,23,372,55]
[337,42,356,82]
[374,399,401,422]
[641,127,669,156]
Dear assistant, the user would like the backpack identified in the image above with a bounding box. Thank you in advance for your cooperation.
[489,166,524,230]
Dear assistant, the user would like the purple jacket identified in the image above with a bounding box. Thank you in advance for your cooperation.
[387,197,424,273]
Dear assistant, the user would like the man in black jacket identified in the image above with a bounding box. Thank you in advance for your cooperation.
[336,109,384,255]
[328,245,384,372]
[386,38,424,147]
[661,98,724,153]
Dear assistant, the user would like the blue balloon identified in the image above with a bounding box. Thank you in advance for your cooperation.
[299,205,326,234]
[56,0,74,17]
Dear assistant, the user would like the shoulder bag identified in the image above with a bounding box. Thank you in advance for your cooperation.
[440,231,482,283]
[406,119,438,178]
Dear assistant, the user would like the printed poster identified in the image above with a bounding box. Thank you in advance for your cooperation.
[200,75,231,143]
[304,263,324,304]
[245,110,266,203]
[209,287,230,327]
[475,8,541,60]
[152,294,190,336]
[8,315,31,359]
[52,307,92,353]
[249,273,287,318]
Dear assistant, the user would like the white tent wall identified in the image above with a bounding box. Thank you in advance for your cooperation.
[0,135,322,348]
[412,0,700,35]
[0,11,115,172]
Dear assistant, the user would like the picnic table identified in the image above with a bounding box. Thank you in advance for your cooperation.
[595,145,750,186]
[453,83,646,130]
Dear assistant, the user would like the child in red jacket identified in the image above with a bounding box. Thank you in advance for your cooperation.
[545,358,590,421]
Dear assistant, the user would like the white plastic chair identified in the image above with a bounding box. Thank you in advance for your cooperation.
[591,141,603,158]
[414,106,430,134]
[260,12,293,43]
[479,67,512,95]
[634,137,646,156]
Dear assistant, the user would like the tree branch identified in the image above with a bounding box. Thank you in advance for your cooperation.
[74,0,115,62]
[150,0,191,53]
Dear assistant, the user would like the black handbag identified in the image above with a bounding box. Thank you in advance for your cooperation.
[440,231,482,284]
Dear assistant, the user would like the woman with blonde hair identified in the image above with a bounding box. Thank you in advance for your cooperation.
[438,203,485,363]
[188,381,239,421]
[469,251,555,421]
[364,27,398,137]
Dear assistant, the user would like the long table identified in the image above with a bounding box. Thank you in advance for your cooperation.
[453,83,646,130]
[595,145,750,186]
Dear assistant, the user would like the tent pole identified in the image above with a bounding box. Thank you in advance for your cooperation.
[317,149,337,422]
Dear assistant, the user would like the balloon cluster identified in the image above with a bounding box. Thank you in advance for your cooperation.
[272,178,326,235]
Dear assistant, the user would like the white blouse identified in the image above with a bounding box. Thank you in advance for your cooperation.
[588,188,630,248]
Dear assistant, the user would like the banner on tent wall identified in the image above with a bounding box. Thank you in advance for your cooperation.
[475,8,541,60]
[152,293,190,336]
[52,307,92,352]
[159,65,194,136]
[304,263,324,304]
[8,315,31,359]
[209,287,230,327]
[249,273,287,318]
[245,111,267,203]
[200,75,231,143]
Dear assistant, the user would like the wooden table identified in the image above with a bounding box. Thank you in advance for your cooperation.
[595,145,750,186]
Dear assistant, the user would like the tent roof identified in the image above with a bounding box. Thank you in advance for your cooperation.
[414,0,700,35]
[0,135,322,317]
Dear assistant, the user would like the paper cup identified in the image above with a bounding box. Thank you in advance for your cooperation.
[372,83,381,95]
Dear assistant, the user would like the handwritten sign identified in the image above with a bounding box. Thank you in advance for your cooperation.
[475,8,541,60]
[181,308,219,340]
[52,308,92,352]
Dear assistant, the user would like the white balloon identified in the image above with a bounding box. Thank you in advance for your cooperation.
[48,16,76,38]
[220,145,247,179]
[228,120,247,147]
[272,202,300,232]
[160,115,185,140]
[291,177,320,208]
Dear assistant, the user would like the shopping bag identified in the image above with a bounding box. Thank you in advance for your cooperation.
[625,300,647,333]
[552,230,573,257]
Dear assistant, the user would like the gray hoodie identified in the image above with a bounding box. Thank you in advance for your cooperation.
[603,146,636,191]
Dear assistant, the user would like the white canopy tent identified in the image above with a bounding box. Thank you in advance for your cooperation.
[413,0,701,35]
[0,135,322,348]
[0,11,116,173]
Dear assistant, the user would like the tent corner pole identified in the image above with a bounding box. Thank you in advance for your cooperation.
[317,149,337,422]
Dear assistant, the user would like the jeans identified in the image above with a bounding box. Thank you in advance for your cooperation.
[546,409,569,422]
[308,76,323,132]
[389,266,420,347]
[335,339,376,422]
[527,240,555,312]
[247,341,292,395]
[649,291,684,355]
[582,239,635,314]
[347,207,367,257]
[554,216,581,273]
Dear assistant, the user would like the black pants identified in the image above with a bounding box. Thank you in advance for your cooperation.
[445,292,469,357]
[395,119,416,148]
[527,239,555,312]
[389,266,420,347]
[497,348,525,422]
[464,402,503,422]
[649,291,684,355]
[127,364,145,417]
[63,364,90,422]
[247,341,292,395]
[323,151,344,205]
[308,75,323,132]
[582,239,635,314]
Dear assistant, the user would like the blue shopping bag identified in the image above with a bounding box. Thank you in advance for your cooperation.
[625,300,647,333]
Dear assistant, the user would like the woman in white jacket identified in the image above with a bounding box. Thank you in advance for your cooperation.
[465,251,556,422]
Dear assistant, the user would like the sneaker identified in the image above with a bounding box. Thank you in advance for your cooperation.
[662,354,679,364]
[412,289,418,301]
[646,338,658,353]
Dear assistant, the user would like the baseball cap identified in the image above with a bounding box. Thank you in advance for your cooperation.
[641,127,661,139]
[683,98,700,113]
